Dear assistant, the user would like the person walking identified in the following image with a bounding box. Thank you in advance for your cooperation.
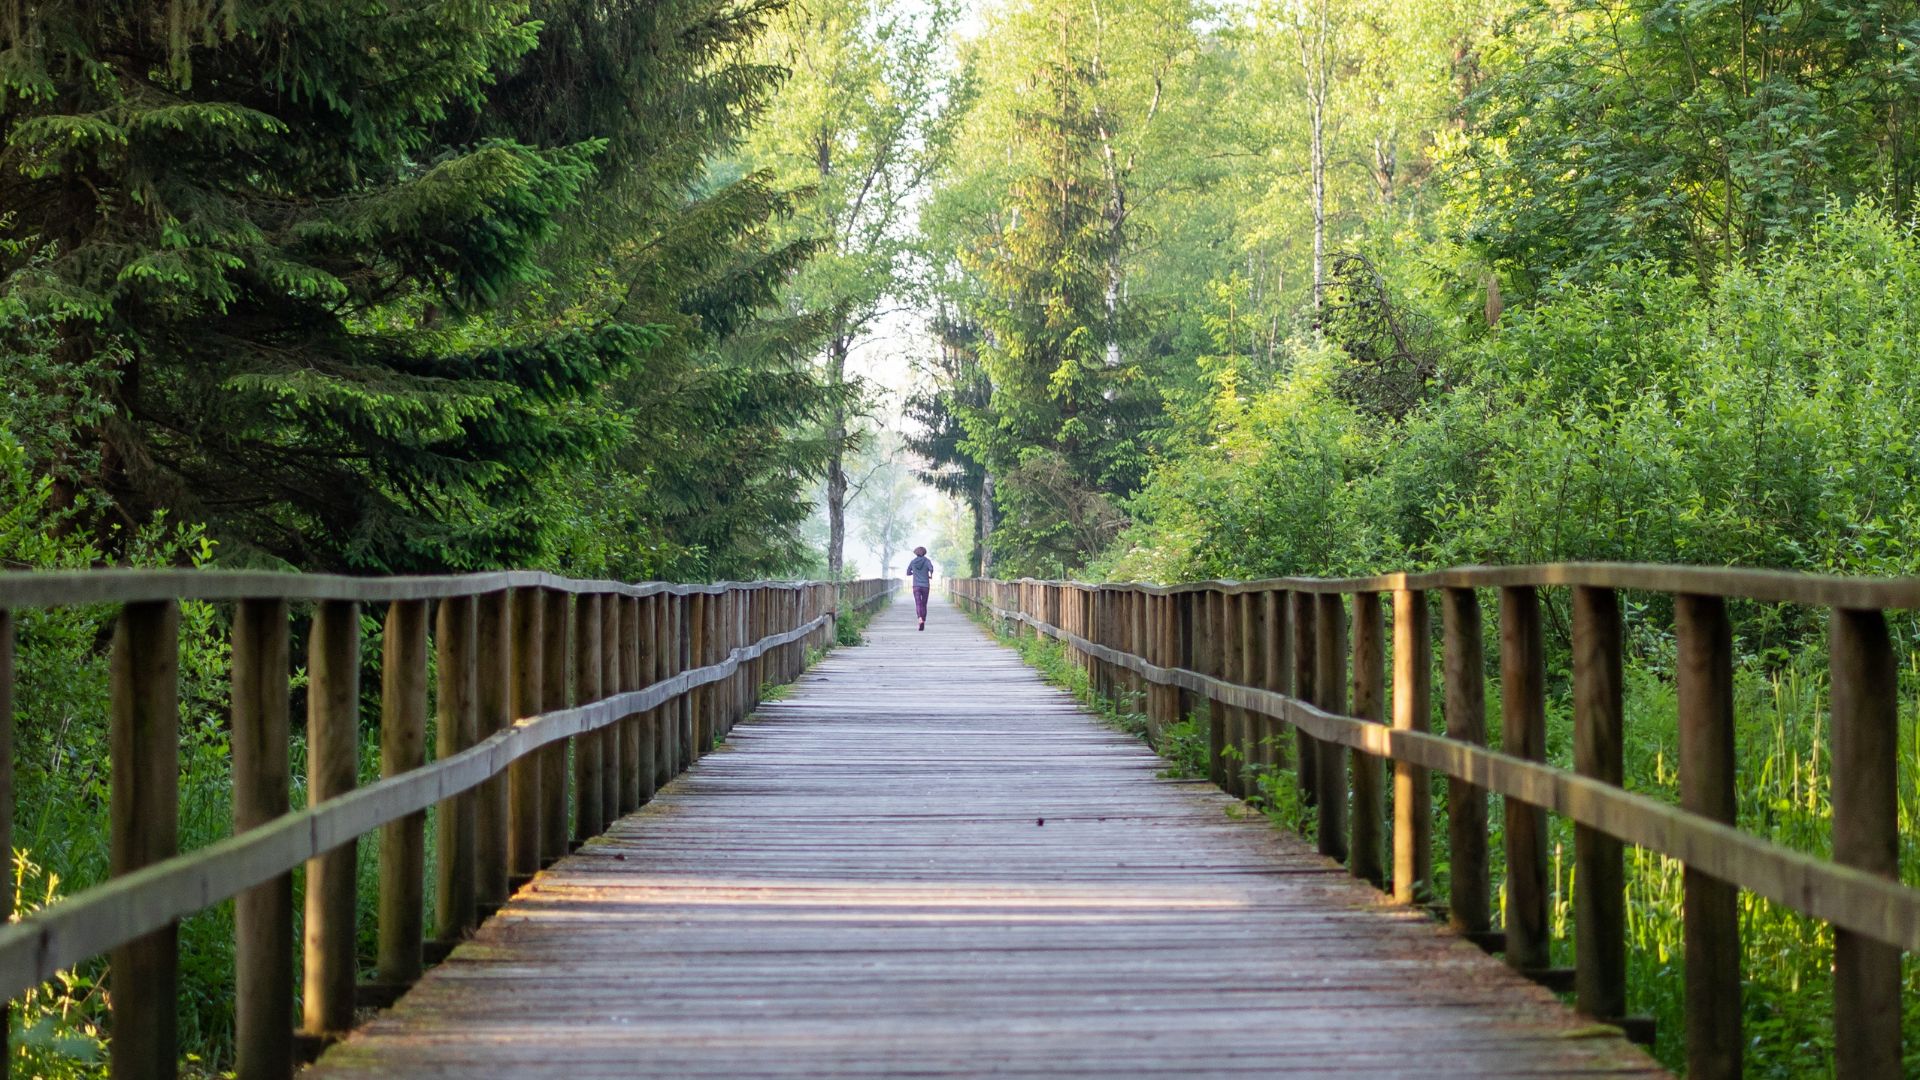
[906,546,935,631]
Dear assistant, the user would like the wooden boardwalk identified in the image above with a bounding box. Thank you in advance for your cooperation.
[307,593,1664,1078]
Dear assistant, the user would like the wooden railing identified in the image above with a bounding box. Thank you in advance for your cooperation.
[0,571,891,1080]
[954,566,1920,1080]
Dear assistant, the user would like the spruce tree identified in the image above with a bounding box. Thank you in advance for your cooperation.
[955,9,1149,573]
[0,1,639,570]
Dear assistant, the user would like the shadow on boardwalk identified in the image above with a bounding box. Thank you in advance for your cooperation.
[309,593,1665,1078]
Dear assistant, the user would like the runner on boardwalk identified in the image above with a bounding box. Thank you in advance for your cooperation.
[906,546,934,630]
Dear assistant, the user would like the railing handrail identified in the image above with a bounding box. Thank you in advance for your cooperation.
[0,569,844,609]
[0,572,895,1079]
[0,613,828,1001]
[982,560,1920,608]
[952,567,1912,1080]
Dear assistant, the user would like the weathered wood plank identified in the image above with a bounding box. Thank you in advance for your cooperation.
[309,594,1662,1079]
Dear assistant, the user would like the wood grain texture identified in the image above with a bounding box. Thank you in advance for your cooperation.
[310,594,1663,1079]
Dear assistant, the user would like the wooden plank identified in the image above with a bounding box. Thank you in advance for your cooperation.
[307,594,1662,1079]
[110,600,180,1080]
[232,598,292,1080]
[951,563,1920,609]
[0,570,855,610]
[475,589,513,911]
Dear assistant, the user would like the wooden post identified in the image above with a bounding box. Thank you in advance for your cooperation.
[1830,606,1900,1080]
[303,600,360,1038]
[600,592,622,826]
[1127,590,1143,711]
[1313,593,1348,862]
[540,589,570,864]
[690,591,711,759]
[111,600,181,1080]
[679,591,696,772]
[653,593,674,793]
[1572,586,1625,1020]
[1291,591,1318,807]
[1263,591,1291,775]
[1500,586,1549,973]
[572,593,604,844]
[1391,588,1432,905]
[1147,593,1179,747]
[232,599,290,1080]
[508,587,543,883]
[475,590,512,911]
[1236,591,1251,795]
[1349,591,1385,887]
[1676,593,1740,1080]
[435,595,479,943]
[1441,587,1490,935]
[619,594,643,815]
[1243,591,1268,784]
[726,588,742,733]
[670,592,689,780]
[1177,590,1199,729]
[377,600,428,987]
[1202,591,1227,791]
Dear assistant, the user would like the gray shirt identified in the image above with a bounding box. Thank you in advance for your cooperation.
[906,556,934,589]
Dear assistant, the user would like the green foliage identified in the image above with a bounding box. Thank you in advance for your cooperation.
[922,0,1221,577]
[1459,0,1920,289]
[0,1,655,572]
[456,0,853,583]
[1102,205,1920,583]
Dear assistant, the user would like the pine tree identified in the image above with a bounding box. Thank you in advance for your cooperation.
[955,8,1147,573]
[456,0,848,580]
[0,1,638,570]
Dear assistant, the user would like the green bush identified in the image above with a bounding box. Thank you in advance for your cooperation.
[1104,204,1920,583]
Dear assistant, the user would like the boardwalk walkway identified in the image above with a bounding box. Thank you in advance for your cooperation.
[308,593,1663,1078]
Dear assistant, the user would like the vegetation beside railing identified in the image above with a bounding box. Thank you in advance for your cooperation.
[0,573,890,1080]
[956,567,1920,1080]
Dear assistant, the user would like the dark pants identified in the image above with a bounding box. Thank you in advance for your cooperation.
[913,586,930,620]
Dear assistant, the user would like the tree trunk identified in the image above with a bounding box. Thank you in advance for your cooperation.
[975,474,995,576]
[1373,136,1396,207]
[1300,2,1331,318]
[825,333,850,580]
